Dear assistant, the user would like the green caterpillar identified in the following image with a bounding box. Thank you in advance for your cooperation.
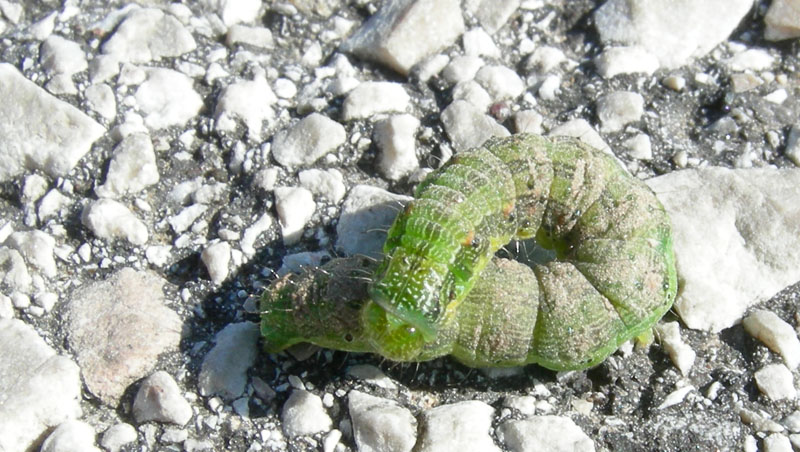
[261,134,677,370]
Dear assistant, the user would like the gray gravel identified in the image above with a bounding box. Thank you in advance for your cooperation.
[1,1,800,451]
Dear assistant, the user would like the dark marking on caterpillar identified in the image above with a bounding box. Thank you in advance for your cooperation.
[261,134,678,370]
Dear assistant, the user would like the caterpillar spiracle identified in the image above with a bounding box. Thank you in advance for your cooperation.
[260,134,678,370]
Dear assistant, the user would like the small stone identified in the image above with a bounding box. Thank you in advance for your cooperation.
[441,100,509,152]
[348,390,416,452]
[100,423,137,452]
[466,0,520,34]
[341,0,464,75]
[38,189,72,222]
[441,55,484,84]
[727,48,775,72]
[274,187,316,245]
[525,45,567,74]
[282,390,332,437]
[537,74,561,101]
[40,420,101,452]
[84,83,117,120]
[214,77,277,141]
[754,364,797,401]
[226,24,274,48]
[740,408,785,433]
[415,54,450,82]
[135,68,203,130]
[201,241,231,285]
[463,27,500,58]
[95,133,159,198]
[101,8,196,64]
[133,371,193,425]
[765,0,800,40]
[595,46,659,78]
[274,78,297,99]
[0,248,31,293]
[298,169,347,204]
[597,91,644,133]
[498,415,595,452]
[160,427,189,444]
[744,310,800,369]
[199,0,261,26]
[346,364,397,390]
[730,73,763,93]
[594,0,755,68]
[548,119,613,155]
[323,430,342,452]
[198,322,261,400]
[374,114,420,180]
[40,35,87,76]
[783,411,800,432]
[342,81,410,120]
[785,125,800,167]
[474,65,524,101]
[0,63,104,182]
[657,385,694,410]
[336,185,412,257]
[764,433,793,452]
[82,199,148,245]
[66,268,182,405]
[452,80,492,111]
[672,150,688,168]
[513,110,543,135]
[662,75,686,91]
[0,293,13,319]
[184,438,214,452]
[271,113,345,168]
[4,230,57,278]
[417,401,500,452]
[765,88,788,105]
[0,319,82,452]
[21,173,49,204]
[654,321,695,375]
[168,204,208,234]
[503,395,537,417]
[239,213,273,258]
[623,133,653,160]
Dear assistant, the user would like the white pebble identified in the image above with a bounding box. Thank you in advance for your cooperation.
[298,169,347,204]
[654,321,695,375]
[95,133,159,198]
[39,35,87,76]
[135,68,203,130]
[624,133,653,160]
[274,187,316,245]
[452,80,492,112]
[474,65,524,101]
[342,82,410,120]
[133,371,193,425]
[84,83,117,120]
[40,420,101,452]
[374,114,420,180]
[201,241,232,285]
[595,46,659,78]
[271,113,346,168]
[226,24,274,49]
[656,385,694,410]
[513,110,543,134]
[214,77,277,141]
[463,27,500,58]
[281,390,332,437]
[81,198,148,245]
[743,310,800,369]
[441,55,484,84]
[100,423,137,452]
[755,364,797,401]
[597,91,644,133]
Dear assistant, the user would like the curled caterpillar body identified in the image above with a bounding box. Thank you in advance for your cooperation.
[260,134,678,370]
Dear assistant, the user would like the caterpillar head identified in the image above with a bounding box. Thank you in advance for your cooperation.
[259,257,374,354]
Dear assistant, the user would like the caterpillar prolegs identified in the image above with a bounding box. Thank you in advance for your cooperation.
[260,134,678,370]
